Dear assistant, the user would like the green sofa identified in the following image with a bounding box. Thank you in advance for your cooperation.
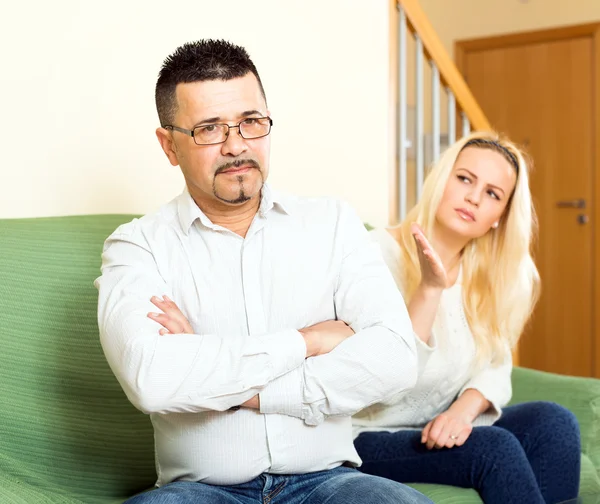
[1,214,599,503]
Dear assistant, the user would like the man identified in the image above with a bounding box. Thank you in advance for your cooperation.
[95,39,430,503]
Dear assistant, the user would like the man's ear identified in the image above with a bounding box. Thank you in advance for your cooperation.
[156,128,180,166]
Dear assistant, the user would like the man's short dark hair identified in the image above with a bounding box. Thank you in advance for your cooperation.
[155,39,267,126]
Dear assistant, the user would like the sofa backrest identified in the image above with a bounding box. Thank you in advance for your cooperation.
[0,215,155,502]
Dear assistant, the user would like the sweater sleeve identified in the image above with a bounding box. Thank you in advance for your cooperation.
[459,345,513,426]
[369,228,438,370]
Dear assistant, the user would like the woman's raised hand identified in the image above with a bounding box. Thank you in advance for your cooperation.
[411,223,447,290]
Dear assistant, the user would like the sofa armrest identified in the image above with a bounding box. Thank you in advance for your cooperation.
[510,366,600,471]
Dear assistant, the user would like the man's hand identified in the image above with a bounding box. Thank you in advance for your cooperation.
[299,320,355,357]
[241,396,260,409]
[148,300,353,407]
[148,295,194,335]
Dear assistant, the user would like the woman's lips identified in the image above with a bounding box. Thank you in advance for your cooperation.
[455,208,476,221]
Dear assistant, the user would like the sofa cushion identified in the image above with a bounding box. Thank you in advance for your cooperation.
[407,483,482,503]
[579,453,600,496]
[0,215,155,503]
[510,367,600,479]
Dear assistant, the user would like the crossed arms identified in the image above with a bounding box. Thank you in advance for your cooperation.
[95,207,418,425]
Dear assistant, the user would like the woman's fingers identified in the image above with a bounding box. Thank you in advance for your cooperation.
[431,419,472,450]
[411,224,439,264]
[454,425,473,447]
[444,423,472,449]
[423,411,473,451]
[412,224,447,288]
[413,233,435,268]
[411,227,431,253]
[427,415,463,450]
[426,416,447,449]
[433,424,452,449]
[428,253,446,277]
[443,425,459,449]
[421,420,433,444]
[410,222,426,237]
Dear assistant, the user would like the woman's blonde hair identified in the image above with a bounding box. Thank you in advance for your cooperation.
[396,131,540,365]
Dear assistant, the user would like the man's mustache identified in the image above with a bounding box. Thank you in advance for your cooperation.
[215,159,260,175]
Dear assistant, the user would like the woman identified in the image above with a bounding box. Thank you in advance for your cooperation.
[352,132,580,504]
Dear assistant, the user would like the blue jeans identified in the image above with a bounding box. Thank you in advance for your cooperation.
[124,466,433,503]
[354,401,581,504]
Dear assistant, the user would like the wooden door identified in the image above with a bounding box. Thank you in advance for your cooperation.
[456,29,596,377]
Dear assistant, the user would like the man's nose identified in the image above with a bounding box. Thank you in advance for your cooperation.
[220,126,247,157]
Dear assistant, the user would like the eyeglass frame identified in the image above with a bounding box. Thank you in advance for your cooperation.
[163,116,273,146]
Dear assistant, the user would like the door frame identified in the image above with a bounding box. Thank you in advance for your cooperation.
[455,23,600,378]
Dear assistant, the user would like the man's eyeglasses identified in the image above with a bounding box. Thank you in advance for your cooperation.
[164,117,273,146]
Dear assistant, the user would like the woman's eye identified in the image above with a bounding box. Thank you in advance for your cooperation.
[488,190,500,200]
[458,175,470,183]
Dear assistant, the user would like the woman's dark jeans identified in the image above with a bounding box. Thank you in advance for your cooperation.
[354,401,581,504]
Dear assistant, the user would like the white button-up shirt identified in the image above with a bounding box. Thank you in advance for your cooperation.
[95,185,417,487]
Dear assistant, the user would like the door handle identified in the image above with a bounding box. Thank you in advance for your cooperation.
[556,199,586,209]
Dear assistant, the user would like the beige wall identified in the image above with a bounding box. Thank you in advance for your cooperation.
[6,1,596,225]
[421,0,600,55]
[0,0,392,227]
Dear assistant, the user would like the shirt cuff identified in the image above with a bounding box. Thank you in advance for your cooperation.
[253,329,306,378]
[259,366,304,418]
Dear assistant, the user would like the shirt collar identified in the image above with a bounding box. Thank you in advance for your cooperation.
[177,183,292,235]
[258,183,293,217]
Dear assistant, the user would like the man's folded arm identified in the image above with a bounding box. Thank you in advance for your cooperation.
[260,202,418,425]
[95,226,306,415]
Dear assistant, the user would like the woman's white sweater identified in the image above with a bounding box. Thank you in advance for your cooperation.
[353,228,512,436]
